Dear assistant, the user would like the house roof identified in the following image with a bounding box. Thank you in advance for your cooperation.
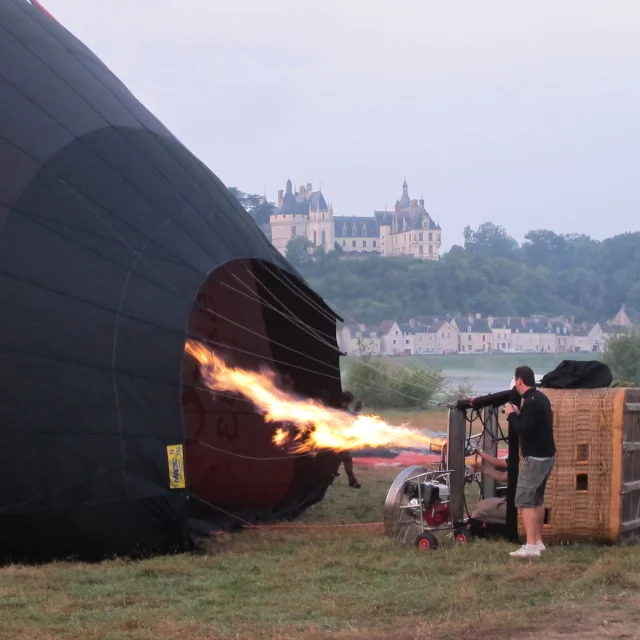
[378,320,398,336]
[491,316,512,329]
[453,317,492,333]
[399,323,417,334]
[626,307,640,324]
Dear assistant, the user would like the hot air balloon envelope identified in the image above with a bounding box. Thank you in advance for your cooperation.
[0,0,342,562]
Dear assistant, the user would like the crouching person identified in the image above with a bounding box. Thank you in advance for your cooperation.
[468,449,508,535]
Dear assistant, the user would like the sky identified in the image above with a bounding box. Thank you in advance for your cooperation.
[44,0,640,250]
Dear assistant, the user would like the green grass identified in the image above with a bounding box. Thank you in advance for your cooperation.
[2,464,639,640]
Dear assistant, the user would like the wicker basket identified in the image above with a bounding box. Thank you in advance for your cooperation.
[516,387,640,544]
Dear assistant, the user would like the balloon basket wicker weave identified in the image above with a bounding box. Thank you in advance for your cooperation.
[516,388,640,544]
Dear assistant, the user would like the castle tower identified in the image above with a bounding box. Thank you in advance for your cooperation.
[306,187,334,251]
[269,179,308,256]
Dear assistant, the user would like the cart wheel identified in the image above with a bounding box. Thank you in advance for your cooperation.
[454,528,473,544]
[415,532,438,551]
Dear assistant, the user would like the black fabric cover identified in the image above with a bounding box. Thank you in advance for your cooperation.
[455,387,521,411]
[540,360,613,390]
[0,0,342,562]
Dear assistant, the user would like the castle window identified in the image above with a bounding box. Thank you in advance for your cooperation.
[342,240,346,246]
[352,223,358,235]
[352,240,356,247]
[363,240,367,247]
[292,226,297,238]
[429,245,433,255]
[373,240,377,248]
[321,231,326,246]
[362,224,367,236]
[342,224,347,236]
[419,232,423,241]
[429,232,433,241]
[313,231,317,245]
[419,245,423,254]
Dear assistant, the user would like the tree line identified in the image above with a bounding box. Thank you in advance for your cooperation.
[286,223,640,326]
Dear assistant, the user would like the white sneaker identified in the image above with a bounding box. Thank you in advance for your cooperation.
[510,544,541,558]
[536,542,546,552]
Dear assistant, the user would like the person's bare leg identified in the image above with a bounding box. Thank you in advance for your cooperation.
[343,455,360,487]
[521,507,538,546]
[535,505,545,544]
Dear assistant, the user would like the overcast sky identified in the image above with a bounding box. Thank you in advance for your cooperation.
[45,0,640,250]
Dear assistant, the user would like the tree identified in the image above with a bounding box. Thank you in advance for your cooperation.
[285,237,315,267]
[228,187,275,225]
[343,358,445,409]
[463,222,518,258]
[603,330,640,386]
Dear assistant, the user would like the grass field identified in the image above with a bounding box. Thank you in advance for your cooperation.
[2,460,639,640]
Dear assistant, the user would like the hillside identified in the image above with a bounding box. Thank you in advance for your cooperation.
[286,224,640,325]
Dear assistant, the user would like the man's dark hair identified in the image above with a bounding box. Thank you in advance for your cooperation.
[514,365,536,387]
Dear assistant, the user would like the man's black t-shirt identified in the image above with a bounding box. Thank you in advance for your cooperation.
[506,388,556,458]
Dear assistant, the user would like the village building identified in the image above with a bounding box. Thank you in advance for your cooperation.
[337,324,381,356]
[334,305,633,357]
[453,315,493,353]
[610,304,640,328]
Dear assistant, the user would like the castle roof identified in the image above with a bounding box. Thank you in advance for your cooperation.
[276,179,328,215]
[308,191,328,212]
[399,179,411,208]
[334,216,381,238]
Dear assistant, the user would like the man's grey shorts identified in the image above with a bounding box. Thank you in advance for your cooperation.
[515,456,555,508]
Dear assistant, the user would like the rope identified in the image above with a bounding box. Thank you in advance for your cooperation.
[191,494,383,533]
[242,521,384,531]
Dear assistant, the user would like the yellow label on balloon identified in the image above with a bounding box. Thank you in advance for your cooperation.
[167,444,186,489]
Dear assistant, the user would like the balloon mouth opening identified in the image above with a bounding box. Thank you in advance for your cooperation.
[180,258,342,523]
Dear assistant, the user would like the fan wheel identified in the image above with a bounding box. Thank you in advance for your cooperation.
[454,528,473,544]
[415,531,438,551]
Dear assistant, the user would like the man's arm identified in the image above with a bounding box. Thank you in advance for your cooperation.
[472,464,508,483]
[477,449,507,469]
[507,398,541,437]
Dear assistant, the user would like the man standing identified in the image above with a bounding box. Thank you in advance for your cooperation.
[504,365,555,558]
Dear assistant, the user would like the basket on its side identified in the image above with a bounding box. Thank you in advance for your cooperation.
[516,387,640,544]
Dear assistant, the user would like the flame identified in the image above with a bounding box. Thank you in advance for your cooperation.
[185,339,446,454]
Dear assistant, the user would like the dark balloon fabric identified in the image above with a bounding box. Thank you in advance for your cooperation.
[540,360,613,390]
[0,0,342,561]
